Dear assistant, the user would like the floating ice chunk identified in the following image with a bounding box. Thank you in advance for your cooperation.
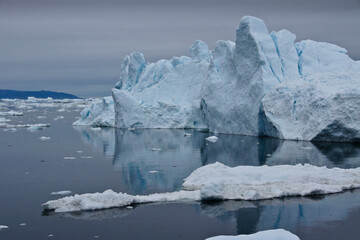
[205,136,219,142]
[42,189,200,213]
[27,124,50,131]
[184,133,192,137]
[19,223,26,226]
[151,148,162,151]
[81,156,93,159]
[0,118,11,122]
[76,150,83,153]
[54,116,64,121]
[0,225,8,230]
[91,127,102,131]
[63,157,76,160]
[206,229,300,240]
[51,191,72,196]
[37,116,47,119]
[183,162,360,200]
[148,170,158,173]
[0,110,23,116]
[39,136,51,141]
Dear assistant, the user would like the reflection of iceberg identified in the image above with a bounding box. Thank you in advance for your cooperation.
[73,126,115,156]
[267,141,360,168]
[113,129,206,194]
[75,128,360,195]
[201,189,360,235]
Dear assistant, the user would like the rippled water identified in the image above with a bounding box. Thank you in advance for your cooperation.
[1,104,360,239]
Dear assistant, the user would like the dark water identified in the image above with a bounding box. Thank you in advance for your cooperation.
[1,107,360,239]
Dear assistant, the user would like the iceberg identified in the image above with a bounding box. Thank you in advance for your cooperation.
[75,16,360,142]
[73,96,115,127]
[206,229,299,240]
[42,163,360,212]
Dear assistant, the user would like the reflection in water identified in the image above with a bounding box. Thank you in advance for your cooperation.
[200,189,360,235]
[73,126,115,156]
[75,128,360,195]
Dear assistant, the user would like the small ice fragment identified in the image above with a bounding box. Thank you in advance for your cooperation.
[126,206,133,209]
[91,127,101,131]
[76,150,83,153]
[81,156,93,159]
[19,223,26,226]
[151,148,162,151]
[256,142,260,145]
[205,136,219,142]
[149,170,158,173]
[39,136,51,141]
[94,236,99,238]
[0,225,9,230]
[301,146,312,150]
[54,116,64,121]
[184,133,192,137]
[48,234,53,237]
[51,191,72,196]
[128,128,135,131]
[64,157,76,160]
[25,172,29,175]
[37,116,46,119]
[266,154,272,157]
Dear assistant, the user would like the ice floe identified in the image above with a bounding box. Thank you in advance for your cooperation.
[51,191,72,196]
[206,229,299,240]
[42,163,360,212]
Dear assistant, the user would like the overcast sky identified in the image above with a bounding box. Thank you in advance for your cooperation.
[1,0,359,97]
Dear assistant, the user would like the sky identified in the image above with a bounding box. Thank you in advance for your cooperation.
[1,0,359,97]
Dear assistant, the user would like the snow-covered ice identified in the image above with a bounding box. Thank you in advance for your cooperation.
[73,16,360,142]
[206,229,299,240]
[42,163,360,212]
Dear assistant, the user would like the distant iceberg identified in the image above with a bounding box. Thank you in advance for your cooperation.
[75,16,360,142]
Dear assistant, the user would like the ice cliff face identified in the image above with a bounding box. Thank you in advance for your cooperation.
[76,16,360,142]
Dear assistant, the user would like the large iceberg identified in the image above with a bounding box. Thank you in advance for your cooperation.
[76,16,360,141]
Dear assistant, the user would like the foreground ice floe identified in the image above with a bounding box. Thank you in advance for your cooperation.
[206,229,299,240]
[0,225,9,230]
[74,16,360,142]
[42,163,360,212]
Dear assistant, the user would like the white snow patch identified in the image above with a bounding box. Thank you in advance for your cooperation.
[206,229,300,240]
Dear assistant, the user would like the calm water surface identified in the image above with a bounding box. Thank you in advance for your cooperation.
[1,104,360,239]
